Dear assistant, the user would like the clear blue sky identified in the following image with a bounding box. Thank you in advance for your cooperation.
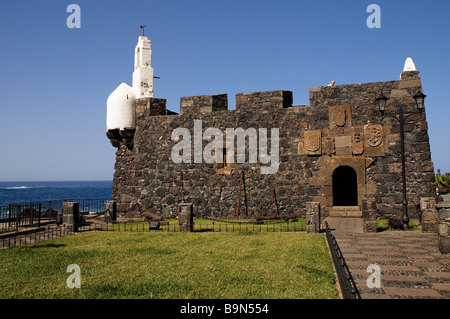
[0,0,449,181]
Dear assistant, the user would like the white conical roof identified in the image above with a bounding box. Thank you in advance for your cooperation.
[403,57,416,72]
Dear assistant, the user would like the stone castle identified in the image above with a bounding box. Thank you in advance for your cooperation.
[106,35,436,232]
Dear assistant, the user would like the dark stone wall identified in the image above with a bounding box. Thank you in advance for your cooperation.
[108,70,435,225]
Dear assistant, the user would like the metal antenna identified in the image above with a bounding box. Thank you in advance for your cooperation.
[140,25,146,36]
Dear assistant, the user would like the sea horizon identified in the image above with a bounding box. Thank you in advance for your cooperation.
[0,179,113,183]
[0,180,113,206]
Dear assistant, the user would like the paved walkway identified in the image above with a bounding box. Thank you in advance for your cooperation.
[324,217,450,299]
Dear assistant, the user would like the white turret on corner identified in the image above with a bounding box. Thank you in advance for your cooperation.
[403,57,416,72]
[400,57,419,79]
[106,34,154,147]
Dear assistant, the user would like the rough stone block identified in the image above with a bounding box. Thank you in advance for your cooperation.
[399,79,422,89]
[389,89,409,98]
[438,237,450,254]
[180,94,227,114]
[335,146,352,156]
[62,202,79,231]
[364,220,377,233]
[104,200,117,222]
[235,90,292,110]
[420,197,438,233]
[438,223,448,237]
[306,202,320,233]
[179,203,194,232]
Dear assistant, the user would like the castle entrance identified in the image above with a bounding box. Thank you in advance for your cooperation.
[332,166,358,206]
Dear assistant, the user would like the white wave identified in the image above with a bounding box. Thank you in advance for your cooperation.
[2,186,31,190]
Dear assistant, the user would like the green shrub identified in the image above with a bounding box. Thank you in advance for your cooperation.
[435,173,450,189]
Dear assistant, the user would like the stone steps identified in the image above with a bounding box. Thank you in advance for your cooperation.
[329,206,362,217]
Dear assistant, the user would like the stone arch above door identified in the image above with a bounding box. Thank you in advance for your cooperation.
[309,156,377,216]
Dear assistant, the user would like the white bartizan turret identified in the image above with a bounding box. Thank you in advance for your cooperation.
[106,83,136,131]
[403,57,416,72]
[107,35,154,132]
[400,57,417,79]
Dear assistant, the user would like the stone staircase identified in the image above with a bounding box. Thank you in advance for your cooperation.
[328,206,362,217]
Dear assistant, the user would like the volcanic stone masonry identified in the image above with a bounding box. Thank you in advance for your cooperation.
[107,68,436,232]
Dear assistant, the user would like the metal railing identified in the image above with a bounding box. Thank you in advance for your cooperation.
[0,199,109,230]
[75,218,306,234]
[325,221,361,299]
[0,214,306,250]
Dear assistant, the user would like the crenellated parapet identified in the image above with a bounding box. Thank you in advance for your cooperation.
[180,94,228,115]
[236,90,293,111]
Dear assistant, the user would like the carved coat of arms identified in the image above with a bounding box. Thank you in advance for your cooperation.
[352,127,364,155]
[333,108,347,127]
[329,105,352,129]
[365,124,383,147]
[304,131,322,155]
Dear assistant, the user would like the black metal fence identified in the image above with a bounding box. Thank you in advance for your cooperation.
[0,199,108,231]
[0,197,306,250]
[325,221,361,299]
[88,219,307,233]
[0,218,306,250]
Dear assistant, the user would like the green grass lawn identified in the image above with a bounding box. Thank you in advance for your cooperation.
[0,231,338,299]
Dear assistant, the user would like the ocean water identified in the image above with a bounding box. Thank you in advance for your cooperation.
[0,181,112,207]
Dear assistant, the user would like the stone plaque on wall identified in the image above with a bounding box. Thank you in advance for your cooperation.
[329,105,352,129]
[364,123,385,156]
[335,135,352,155]
[304,131,322,155]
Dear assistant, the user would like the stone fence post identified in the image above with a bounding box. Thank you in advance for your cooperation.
[104,200,117,222]
[179,203,194,232]
[362,197,378,232]
[420,197,438,233]
[436,198,450,254]
[306,202,320,233]
[62,202,79,232]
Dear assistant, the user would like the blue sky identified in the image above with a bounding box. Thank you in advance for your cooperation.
[0,0,449,181]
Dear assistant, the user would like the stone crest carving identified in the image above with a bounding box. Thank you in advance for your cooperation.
[322,137,335,155]
[352,127,364,155]
[329,105,352,129]
[365,124,383,147]
[304,131,321,155]
[334,108,347,127]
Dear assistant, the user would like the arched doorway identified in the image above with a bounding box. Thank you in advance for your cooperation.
[332,166,358,206]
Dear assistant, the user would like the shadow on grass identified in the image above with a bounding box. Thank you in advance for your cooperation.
[193,229,214,233]
[29,243,66,249]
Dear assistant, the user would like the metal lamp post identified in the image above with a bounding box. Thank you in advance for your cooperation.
[375,89,427,230]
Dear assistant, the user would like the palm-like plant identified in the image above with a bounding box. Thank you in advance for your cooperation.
[435,172,450,189]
